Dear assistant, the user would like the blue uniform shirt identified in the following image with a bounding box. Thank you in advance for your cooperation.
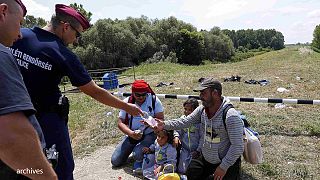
[10,27,92,107]
[0,43,46,148]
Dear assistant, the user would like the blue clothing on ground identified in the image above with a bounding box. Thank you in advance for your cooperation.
[10,27,92,180]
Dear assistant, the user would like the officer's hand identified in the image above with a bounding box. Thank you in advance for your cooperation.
[126,103,143,117]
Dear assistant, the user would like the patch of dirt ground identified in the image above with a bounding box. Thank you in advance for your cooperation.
[74,145,143,180]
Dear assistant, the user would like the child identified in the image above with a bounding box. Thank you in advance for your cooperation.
[175,98,201,174]
[142,130,177,180]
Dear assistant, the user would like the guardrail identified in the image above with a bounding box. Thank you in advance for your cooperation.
[112,92,320,105]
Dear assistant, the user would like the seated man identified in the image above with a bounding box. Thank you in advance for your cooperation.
[111,80,164,173]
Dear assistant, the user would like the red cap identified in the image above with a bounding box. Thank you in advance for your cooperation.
[15,0,27,16]
[55,4,90,30]
[132,80,152,93]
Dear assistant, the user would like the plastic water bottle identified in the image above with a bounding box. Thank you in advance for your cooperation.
[180,175,188,180]
[142,111,149,119]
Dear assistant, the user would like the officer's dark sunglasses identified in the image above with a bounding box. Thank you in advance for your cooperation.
[60,21,81,38]
[134,92,147,97]
[69,24,81,38]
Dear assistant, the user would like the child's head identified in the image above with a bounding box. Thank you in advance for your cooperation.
[183,98,199,116]
[156,130,173,146]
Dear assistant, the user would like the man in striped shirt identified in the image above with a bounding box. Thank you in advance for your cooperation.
[154,78,244,180]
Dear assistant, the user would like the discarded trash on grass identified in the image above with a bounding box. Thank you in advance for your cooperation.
[275,103,286,109]
[277,87,289,93]
[245,79,270,86]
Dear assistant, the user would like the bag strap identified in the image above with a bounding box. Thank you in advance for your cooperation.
[200,104,233,131]
[124,95,135,127]
[222,104,234,131]
[151,94,156,112]
[125,94,156,129]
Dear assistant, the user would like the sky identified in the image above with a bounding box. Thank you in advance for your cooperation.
[24,0,320,44]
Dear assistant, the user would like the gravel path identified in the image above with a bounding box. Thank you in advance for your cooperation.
[74,145,143,180]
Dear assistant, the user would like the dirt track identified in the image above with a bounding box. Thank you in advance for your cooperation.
[74,145,143,180]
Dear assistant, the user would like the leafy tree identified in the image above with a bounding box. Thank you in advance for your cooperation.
[176,29,204,65]
[23,15,46,28]
[136,33,157,64]
[76,19,142,68]
[150,16,197,53]
[270,31,285,50]
[311,25,320,50]
[203,28,235,62]
[125,15,152,36]
[70,3,92,23]
[223,28,284,50]
[222,29,238,48]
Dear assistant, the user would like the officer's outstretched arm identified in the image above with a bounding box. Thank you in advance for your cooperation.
[79,80,143,116]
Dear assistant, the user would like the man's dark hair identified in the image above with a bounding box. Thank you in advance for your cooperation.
[51,13,81,30]
[210,87,222,96]
[183,98,199,110]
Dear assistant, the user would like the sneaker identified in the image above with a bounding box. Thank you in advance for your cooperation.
[132,161,143,174]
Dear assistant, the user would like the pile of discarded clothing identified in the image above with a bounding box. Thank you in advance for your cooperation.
[156,82,174,87]
[244,79,269,86]
[224,75,241,82]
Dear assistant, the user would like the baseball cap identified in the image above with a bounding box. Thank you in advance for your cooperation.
[193,78,222,92]
[55,4,90,30]
[15,0,27,16]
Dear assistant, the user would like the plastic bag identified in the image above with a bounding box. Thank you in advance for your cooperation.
[158,164,180,180]
[243,127,263,164]
[142,111,158,128]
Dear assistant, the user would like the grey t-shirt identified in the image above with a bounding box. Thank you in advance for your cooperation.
[0,43,45,148]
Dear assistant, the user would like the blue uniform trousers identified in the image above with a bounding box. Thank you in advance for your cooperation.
[38,112,74,180]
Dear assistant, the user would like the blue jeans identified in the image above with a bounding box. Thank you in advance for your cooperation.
[111,132,156,167]
[38,112,74,180]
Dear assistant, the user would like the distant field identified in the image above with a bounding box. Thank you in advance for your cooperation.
[67,46,320,179]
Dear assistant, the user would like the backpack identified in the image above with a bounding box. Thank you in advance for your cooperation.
[222,104,263,164]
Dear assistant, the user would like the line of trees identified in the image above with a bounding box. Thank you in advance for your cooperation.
[23,5,285,69]
[74,16,284,69]
[311,24,320,52]
[222,29,285,50]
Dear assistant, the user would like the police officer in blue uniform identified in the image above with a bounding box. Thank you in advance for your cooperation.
[11,4,142,180]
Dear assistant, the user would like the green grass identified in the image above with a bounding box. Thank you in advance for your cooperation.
[67,45,320,179]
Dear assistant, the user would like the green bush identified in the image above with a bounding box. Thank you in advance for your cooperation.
[231,51,254,62]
